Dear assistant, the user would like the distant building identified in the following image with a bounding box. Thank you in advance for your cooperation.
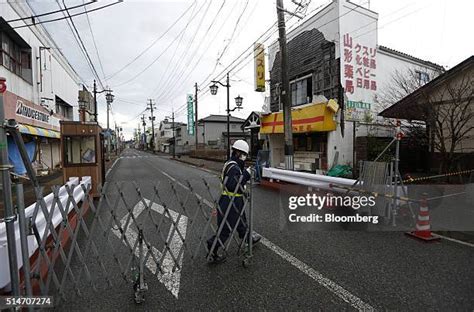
[0,3,82,175]
[196,115,248,149]
[265,0,443,171]
[156,119,173,153]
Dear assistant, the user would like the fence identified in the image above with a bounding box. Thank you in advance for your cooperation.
[1,171,256,307]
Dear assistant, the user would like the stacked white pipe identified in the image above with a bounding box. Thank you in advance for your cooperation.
[0,176,92,290]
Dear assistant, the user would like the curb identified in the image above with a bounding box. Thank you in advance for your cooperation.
[172,158,220,175]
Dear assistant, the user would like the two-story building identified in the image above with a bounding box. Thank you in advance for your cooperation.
[196,115,248,149]
[1,2,82,175]
[263,0,443,172]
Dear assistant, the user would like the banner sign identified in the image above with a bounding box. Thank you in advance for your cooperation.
[260,102,336,134]
[254,43,265,92]
[341,31,377,121]
[16,100,50,123]
[187,94,194,135]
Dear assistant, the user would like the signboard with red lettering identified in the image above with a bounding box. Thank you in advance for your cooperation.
[339,8,378,122]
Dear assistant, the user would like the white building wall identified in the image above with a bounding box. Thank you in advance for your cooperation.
[265,0,443,170]
[0,2,82,119]
[376,48,442,109]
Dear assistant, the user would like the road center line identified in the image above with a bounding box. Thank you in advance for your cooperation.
[148,158,375,311]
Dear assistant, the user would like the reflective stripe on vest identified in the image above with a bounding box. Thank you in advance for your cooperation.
[221,160,243,197]
[221,190,244,197]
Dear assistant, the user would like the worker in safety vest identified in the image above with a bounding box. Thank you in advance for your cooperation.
[207,140,261,263]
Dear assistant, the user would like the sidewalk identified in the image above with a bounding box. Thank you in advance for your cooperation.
[173,155,222,173]
[172,156,474,245]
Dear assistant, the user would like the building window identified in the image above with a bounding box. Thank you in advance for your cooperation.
[64,136,96,165]
[416,71,430,84]
[0,32,32,84]
[55,96,73,119]
[290,76,312,107]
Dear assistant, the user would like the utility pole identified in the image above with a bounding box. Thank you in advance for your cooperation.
[147,99,156,152]
[172,110,175,159]
[194,82,199,149]
[276,0,294,170]
[226,73,230,159]
[0,77,20,296]
[93,80,97,122]
[106,98,110,160]
[141,114,147,150]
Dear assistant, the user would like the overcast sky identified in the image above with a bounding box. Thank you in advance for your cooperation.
[28,0,474,139]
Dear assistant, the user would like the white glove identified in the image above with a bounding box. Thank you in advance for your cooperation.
[246,167,252,175]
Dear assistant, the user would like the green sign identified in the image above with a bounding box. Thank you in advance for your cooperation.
[187,94,194,135]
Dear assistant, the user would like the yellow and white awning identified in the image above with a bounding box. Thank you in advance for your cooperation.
[18,124,60,139]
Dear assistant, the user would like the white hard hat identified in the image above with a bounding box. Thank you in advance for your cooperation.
[232,140,249,154]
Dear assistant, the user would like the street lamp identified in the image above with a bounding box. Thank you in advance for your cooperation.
[105,88,114,161]
[105,90,114,104]
[234,95,243,108]
[210,73,243,159]
[210,83,218,95]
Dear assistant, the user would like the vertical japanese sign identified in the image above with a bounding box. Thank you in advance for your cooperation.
[342,32,377,121]
[187,94,194,135]
[254,43,265,92]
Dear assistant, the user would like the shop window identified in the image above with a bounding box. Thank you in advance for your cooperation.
[290,76,312,107]
[293,133,328,152]
[64,136,96,165]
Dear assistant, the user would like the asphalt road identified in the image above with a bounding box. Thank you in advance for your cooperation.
[55,148,474,311]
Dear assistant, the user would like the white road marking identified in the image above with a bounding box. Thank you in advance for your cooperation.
[434,234,474,248]
[260,237,375,311]
[152,163,375,311]
[111,198,187,298]
[105,157,120,179]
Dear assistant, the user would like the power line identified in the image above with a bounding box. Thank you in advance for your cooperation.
[214,0,250,73]
[105,0,197,80]
[11,1,123,30]
[83,0,107,82]
[5,1,96,23]
[156,0,259,106]
[110,0,207,88]
[58,0,104,89]
[148,0,208,99]
[197,0,362,96]
[152,0,214,101]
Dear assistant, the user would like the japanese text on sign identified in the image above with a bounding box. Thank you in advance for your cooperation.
[187,94,194,135]
[343,33,377,95]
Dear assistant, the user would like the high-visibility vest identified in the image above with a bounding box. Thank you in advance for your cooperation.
[221,160,244,197]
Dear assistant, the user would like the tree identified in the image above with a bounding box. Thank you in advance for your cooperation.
[378,66,474,173]
[422,70,474,172]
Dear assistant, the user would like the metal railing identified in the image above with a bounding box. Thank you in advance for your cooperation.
[2,173,257,307]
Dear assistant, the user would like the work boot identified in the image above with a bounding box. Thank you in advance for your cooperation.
[207,252,227,264]
[242,232,261,248]
[206,240,227,264]
[251,232,262,245]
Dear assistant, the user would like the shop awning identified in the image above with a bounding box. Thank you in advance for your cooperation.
[18,124,60,139]
[260,102,337,134]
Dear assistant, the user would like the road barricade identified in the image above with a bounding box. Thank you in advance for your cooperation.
[1,172,257,307]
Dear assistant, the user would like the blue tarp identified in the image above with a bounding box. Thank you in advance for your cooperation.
[7,136,35,175]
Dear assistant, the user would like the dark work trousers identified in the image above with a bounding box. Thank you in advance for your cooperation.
[207,194,248,253]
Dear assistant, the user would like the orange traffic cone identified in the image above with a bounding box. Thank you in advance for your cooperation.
[405,193,440,242]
